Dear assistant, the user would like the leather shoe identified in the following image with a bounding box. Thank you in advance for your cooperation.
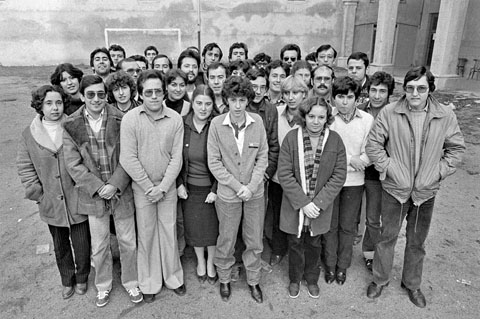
[220,283,231,301]
[207,274,218,285]
[367,282,389,299]
[197,273,207,283]
[143,293,155,303]
[173,284,186,296]
[74,283,87,295]
[249,284,263,303]
[401,282,426,308]
[325,271,335,284]
[62,286,74,299]
[270,254,283,266]
[336,270,346,285]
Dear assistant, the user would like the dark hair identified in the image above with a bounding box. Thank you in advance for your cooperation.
[80,75,105,95]
[206,62,228,78]
[177,49,201,68]
[311,64,336,80]
[137,69,166,95]
[105,71,137,103]
[202,42,223,61]
[186,46,200,53]
[221,76,255,102]
[369,71,395,96]
[144,45,159,56]
[347,51,370,68]
[165,69,187,85]
[298,96,335,128]
[189,84,218,115]
[108,44,126,57]
[316,44,338,59]
[305,52,317,62]
[332,76,361,99]
[129,55,149,68]
[31,85,68,117]
[403,66,435,93]
[228,60,250,74]
[291,60,312,75]
[50,63,84,86]
[228,42,248,60]
[265,59,290,77]
[90,47,114,68]
[117,58,137,70]
[246,68,269,89]
[253,52,272,64]
[152,54,173,69]
[280,44,302,60]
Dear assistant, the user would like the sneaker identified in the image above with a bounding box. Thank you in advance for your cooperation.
[307,284,320,299]
[288,282,300,299]
[127,287,143,303]
[95,290,110,307]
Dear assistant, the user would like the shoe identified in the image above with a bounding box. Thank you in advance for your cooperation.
[62,286,74,299]
[74,283,87,295]
[336,270,346,285]
[401,282,426,308]
[219,283,231,301]
[307,284,320,299]
[127,287,143,303]
[288,282,300,299]
[364,258,373,273]
[367,282,389,299]
[270,254,283,266]
[207,274,218,285]
[249,284,263,303]
[95,290,110,307]
[261,259,273,273]
[143,293,155,303]
[197,273,207,283]
[325,271,335,284]
[173,284,186,296]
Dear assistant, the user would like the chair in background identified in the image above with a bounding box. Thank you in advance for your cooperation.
[468,59,480,80]
[456,58,467,77]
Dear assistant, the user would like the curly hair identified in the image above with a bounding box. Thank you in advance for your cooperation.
[31,85,68,117]
[298,96,335,128]
[221,76,255,102]
[369,71,395,96]
[105,71,137,103]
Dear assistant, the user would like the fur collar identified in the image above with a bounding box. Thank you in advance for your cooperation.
[30,114,66,152]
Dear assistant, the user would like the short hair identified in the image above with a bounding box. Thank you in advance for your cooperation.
[316,44,338,59]
[369,71,395,96]
[311,64,336,80]
[50,63,84,86]
[347,51,370,68]
[228,60,250,74]
[280,44,302,60]
[177,49,201,68]
[80,75,105,95]
[108,44,126,57]
[30,85,68,117]
[403,66,435,93]
[221,76,255,102]
[105,71,137,103]
[144,45,158,56]
[228,42,249,60]
[202,42,223,61]
[129,55,149,68]
[189,84,217,115]
[291,60,312,76]
[117,58,137,70]
[206,62,228,78]
[332,76,361,99]
[90,47,114,67]
[298,96,335,128]
[281,75,309,94]
[245,68,269,89]
[186,46,200,53]
[165,69,187,86]
[152,54,173,69]
[305,52,317,63]
[253,52,272,64]
[265,59,290,77]
[136,69,166,95]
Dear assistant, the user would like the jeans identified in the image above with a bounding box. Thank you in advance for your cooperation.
[373,190,435,290]
[269,181,288,256]
[215,196,265,286]
[288,230,322,284]
[362,180,383,259]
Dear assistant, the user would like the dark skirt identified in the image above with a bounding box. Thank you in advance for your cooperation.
[183,184,219,247]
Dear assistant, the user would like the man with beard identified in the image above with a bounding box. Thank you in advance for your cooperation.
[50,63,84,115]
[347,52,370,105]
[108,44,126,71]
[207,62,229,114]
[178,49,201,100]
[90,48,113,82]
[310,65,335,103]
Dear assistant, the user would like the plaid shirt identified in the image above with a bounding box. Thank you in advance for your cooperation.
[84,110,112,183]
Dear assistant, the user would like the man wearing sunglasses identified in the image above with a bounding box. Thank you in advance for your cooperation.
[120,70,185,304]
[366,66,465,308]
[63,75,141,307]
[280,44,301,67]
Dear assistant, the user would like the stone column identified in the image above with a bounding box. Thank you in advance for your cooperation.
[430,0,469,89]
[337,0,359,68]
[369,0,400,74]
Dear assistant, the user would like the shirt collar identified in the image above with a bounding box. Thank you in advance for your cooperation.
[332,106,363,118]
[222,111,255,127]
[84,107,105,121]
[139,104,170,120]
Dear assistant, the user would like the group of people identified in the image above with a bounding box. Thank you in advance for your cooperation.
[17,40,465,309]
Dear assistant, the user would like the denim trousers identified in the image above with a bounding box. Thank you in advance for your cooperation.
[323,185,364,270]
[373,190,435,290]
[269,181,288,256]
[288,230,322,285]
[362,180,383,259]
[215,196,265,286]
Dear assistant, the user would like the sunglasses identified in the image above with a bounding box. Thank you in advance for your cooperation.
[85,91,106,99]
[405,85,428,94]
[283,57,297,62]
[143,89,164,97]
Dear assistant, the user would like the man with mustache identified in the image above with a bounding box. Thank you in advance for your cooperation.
[178,49,201,100]
[90,48,113,82]
[310,65,335,104]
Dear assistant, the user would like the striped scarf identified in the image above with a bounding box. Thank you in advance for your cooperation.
[302,128,325,199]
[84,111,112,183]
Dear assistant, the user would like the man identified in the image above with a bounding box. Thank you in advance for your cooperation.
[310,65,335,103]
[118,58,142,83]
[356,71,395,272]
[228,60,250,78]
[144,45,159,68]
[291,60,312,88]
[305,52,317,69]
[120,70,185,304]
[265,60,288,107]
[106,70,139,114]
[253,52,271,70]
[108,44,126,71]
[130,55,149,71]
[280,44,301,67]
[63,75,141,307]
[228,42,248,62]
[200,43,223,83]
[178,49,201,99]
[90,47,113,82]
[207,76,268,303]
[347,52,370,105]
[366,66,465,308]
[316,44,337,67]
[207,62,228,113]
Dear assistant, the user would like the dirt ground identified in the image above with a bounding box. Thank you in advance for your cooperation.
[1,66,479,319]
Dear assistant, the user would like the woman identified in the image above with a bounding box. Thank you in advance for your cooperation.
[16,85,91,299]
[152,54,173,75]
[106,70,139,113]
[50,63,84,115]
[278,97,346,299]
[177,85,219,284]
[164,69,191,115]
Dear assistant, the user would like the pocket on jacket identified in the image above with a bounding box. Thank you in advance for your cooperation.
[386,159,409,189]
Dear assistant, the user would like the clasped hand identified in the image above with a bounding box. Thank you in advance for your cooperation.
[303,202,320,219]
[98,184,117,200]
[237,186,253,202]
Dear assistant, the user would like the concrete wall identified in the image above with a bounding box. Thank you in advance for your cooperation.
[0,0,344,66]
[459,0,480,74]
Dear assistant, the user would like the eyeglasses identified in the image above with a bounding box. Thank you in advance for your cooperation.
[126,68,142,75]
[315,76,331,82]
[85,91,106,99]
[405,85,428,94]
[283,57,297,62]
[143,89,163,97]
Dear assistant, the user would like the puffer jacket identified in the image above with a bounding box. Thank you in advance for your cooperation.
[366,95,465,205]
